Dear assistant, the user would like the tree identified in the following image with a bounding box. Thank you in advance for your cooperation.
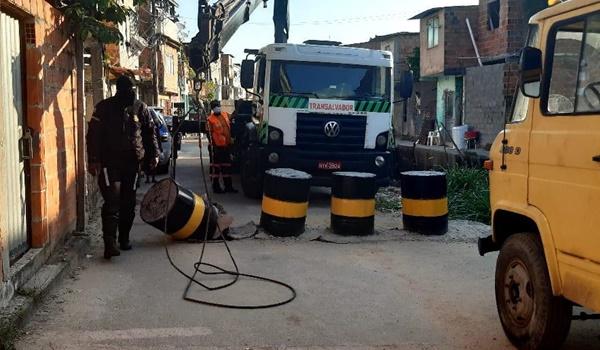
[64,0,145,43]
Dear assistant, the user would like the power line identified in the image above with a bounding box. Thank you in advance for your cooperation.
[178,12,407,26]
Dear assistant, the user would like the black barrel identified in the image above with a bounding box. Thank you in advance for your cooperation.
[400,171,448,235]
[140,179,218,240]
[260,168,311,237]
[331,172,377,236]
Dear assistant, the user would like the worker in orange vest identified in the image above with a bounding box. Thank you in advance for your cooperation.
[207,100,238,193]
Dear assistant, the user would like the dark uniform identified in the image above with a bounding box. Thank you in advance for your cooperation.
[87,76,159,259]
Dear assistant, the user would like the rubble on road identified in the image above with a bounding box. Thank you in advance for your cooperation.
[228,217,490,245]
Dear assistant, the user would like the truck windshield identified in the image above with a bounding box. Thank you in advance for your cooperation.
[270,60,391,100]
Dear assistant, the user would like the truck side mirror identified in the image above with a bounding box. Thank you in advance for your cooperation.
[396,70,414,99]
[520,46,542,98]
[241,59,255,89]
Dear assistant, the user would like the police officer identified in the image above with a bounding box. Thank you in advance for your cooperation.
[87,75,160,260]
[207,100,237,194]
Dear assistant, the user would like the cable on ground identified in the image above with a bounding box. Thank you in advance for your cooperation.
[159,102,296,309]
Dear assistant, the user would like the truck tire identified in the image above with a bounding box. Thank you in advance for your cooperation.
[240,148,263,199]
[495,233,572,350]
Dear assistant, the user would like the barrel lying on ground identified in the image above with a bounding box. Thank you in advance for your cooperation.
[400,171,448,236]
[260,168,311,237]
[140,178,219,240]
[331,172,377,236]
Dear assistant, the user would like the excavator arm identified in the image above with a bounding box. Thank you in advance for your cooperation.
[188,0,289,74]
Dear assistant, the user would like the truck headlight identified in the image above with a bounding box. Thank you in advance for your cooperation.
[376,134,387,147]
[375,156,385,167]
[269,129,282,142]
[268,152,280,164]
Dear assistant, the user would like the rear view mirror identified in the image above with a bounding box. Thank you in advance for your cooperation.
[396,71,414,99]
[241,59,255,89]
[520,46,542,98]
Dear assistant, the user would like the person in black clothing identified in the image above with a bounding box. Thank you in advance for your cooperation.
[87,75,160,260]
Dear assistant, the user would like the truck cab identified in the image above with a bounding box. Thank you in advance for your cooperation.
[238,43,395,198]
[479,1,600,348]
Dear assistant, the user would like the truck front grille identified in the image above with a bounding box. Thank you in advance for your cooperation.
[296,113,366,151]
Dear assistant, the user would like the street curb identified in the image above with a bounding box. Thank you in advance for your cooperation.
[0,234,91,349]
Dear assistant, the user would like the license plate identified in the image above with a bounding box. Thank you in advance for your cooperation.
[318,161,342,170]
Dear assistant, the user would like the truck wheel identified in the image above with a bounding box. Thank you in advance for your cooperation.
[240,150,263,199]
[495,233,572,350]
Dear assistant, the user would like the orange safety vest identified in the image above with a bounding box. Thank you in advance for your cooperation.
[207,112,231,147]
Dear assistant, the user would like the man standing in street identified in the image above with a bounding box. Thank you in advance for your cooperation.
[207,100,238,194]
[87,75,160,260]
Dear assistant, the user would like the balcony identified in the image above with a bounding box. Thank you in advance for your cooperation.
[158,17,180,44]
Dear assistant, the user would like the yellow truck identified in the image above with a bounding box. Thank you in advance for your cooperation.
[477,0,600,348]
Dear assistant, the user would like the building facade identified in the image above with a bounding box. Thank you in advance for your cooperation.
[411,6,479,131]
[1,0,80,303]
[348,32,435,139]
[139,0,183,115]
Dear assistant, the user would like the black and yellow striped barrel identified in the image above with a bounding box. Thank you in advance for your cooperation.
[400,171,448,236]
[260,168,312,237]
[331,172,377,236]
[140,179,218,240]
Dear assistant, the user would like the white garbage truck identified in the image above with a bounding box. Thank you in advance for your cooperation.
[237,42,408,198]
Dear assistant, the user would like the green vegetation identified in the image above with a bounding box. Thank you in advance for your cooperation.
[375,189,402,213]
[64,0,146,43]
[446,167,491,224]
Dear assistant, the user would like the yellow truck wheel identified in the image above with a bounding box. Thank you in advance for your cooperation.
[495,233,572,349]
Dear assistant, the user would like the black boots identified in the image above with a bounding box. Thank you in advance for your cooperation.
[103,239,121,260]
[212,180,225,194]
[223,178,238,193]
[119,241,132,251]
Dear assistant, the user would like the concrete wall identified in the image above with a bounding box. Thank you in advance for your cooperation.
[2,0,80,278]
[464,63,506,148]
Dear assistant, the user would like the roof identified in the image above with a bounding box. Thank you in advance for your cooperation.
[370,32,419,41]
[531,0,599,23]
[259,43,393,68]
[345,32,418,48]
[409,5,477,20]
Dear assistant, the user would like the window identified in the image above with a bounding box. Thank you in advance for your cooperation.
[165,54,175,75]
[270,61,391,101]
[427,16,439,48]
[487,0,500,30]
[511,24,539,123]
[544,14,600,115]
[256,58,266,94]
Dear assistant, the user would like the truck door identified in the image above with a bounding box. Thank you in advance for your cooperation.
[529,9,600,306]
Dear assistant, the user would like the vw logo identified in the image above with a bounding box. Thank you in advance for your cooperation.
[324,121,340,138]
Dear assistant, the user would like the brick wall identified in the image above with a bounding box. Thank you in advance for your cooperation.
[464,63,506,148]
[443,6,479,73]
[477,0,531,58]
[2,0,79,276]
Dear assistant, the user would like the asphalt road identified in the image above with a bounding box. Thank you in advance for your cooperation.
[14,140,600,350]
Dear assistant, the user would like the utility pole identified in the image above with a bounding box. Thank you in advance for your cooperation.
[152,0,160,106]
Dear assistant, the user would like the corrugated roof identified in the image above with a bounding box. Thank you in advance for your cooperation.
[409,5,478,20]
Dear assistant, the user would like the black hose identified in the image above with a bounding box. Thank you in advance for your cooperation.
[160,101,296,309]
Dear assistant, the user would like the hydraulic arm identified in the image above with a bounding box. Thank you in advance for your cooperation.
[188,0,289,74]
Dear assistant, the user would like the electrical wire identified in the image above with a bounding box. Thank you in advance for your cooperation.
[159,100,297,309]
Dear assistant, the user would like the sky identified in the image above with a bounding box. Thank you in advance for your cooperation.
[178,0,478,63]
